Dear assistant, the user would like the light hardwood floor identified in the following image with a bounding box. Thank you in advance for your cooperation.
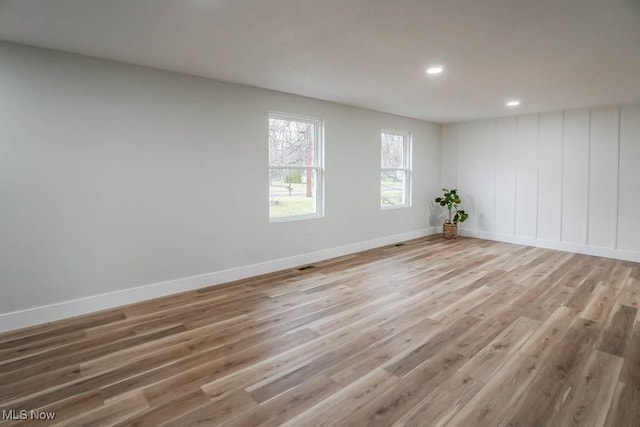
[1,236,639,426]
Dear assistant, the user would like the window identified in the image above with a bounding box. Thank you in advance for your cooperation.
[381,131,411,208]
[269,113,323,220]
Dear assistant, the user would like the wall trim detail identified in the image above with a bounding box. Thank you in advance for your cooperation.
[0,227,438,333]
[459,229,640,263]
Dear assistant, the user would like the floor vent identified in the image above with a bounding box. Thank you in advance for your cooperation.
[394,243,405,247]
[297,265,316,271]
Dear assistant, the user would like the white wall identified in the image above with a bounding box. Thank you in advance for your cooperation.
[442,103,640,262]
[0,42,441,328]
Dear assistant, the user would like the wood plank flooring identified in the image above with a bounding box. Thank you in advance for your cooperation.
[1,236,639,426]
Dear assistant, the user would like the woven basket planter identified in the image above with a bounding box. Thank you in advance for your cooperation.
[443,223,458,239]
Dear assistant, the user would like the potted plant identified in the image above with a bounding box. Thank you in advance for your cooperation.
[435,189,468,239]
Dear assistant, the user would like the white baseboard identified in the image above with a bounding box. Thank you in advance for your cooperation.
[0,227,438,333]
[459,228,640,263]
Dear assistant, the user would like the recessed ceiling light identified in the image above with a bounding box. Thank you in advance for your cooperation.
[506,100,521,107]
[426,66,444,75]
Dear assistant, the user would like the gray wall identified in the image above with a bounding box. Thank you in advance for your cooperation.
[0,42,441,315]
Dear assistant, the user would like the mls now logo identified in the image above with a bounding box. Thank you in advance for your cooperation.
[2,410,56,421]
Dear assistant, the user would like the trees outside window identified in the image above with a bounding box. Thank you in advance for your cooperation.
[268,114,324,220]
[381,131,412,208]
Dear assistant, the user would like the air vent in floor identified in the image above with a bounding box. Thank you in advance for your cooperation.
[297,265,316,271]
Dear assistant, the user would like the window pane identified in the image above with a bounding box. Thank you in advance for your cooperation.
[270,168,317,218]
[269,119,315,167]
[381,170,406,207]
[381,133,405,168]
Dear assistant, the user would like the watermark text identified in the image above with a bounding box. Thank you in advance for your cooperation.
[2,409,56,421]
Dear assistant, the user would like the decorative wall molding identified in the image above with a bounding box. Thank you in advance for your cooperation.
[443,103,640,265]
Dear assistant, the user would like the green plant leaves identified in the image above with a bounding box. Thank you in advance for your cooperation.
[436,189,469,224]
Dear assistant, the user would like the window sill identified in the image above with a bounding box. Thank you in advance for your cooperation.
[381,205,410,211]
[269,213,324,223]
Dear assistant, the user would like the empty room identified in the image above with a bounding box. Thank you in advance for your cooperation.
[1,0,639,426]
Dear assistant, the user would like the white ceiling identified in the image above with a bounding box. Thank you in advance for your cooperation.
[1,0,640,122]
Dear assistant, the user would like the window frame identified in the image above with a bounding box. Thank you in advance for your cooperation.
[380,130,412,209]
[268,112,325,222]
